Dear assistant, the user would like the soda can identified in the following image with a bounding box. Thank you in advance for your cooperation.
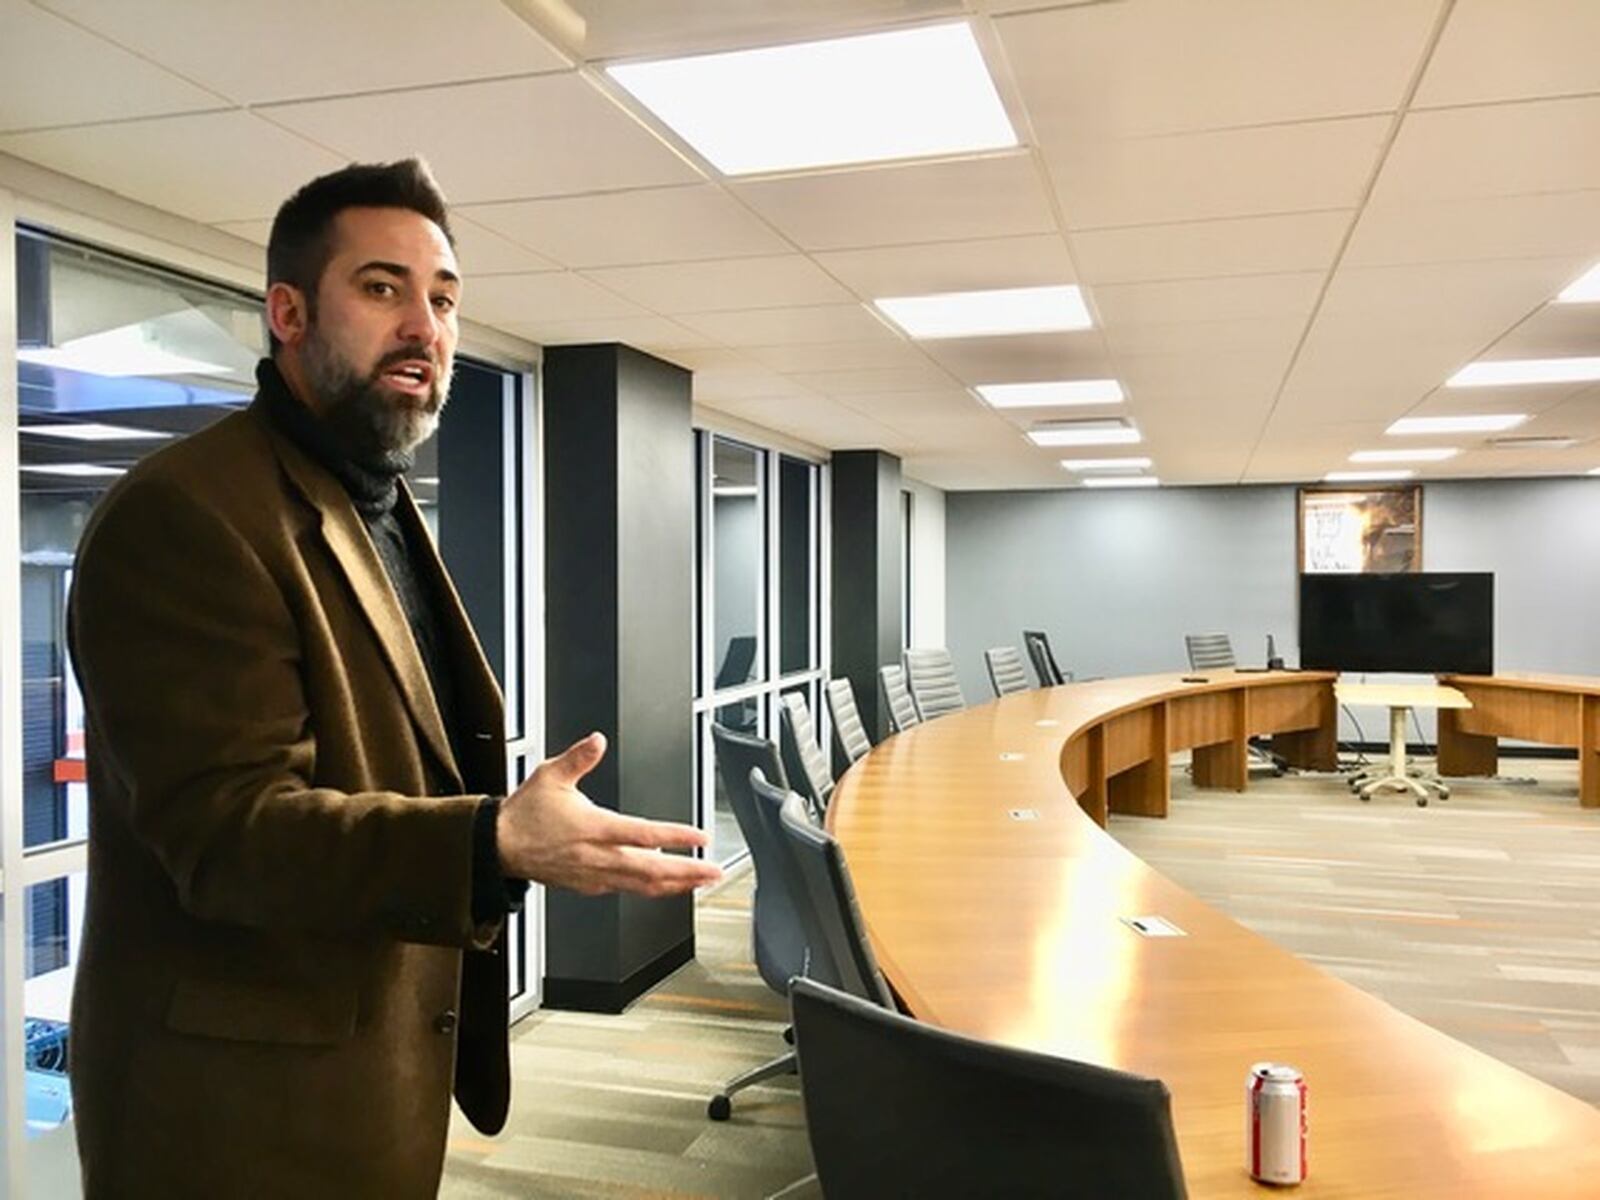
[1246,1062,1307,1185]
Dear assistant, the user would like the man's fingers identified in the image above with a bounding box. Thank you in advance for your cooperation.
[609,846,723,894]
[594,809,709,852]
[543,731,607,786]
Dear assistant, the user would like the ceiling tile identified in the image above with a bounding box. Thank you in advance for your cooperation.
[1103,315,1306,359]
[448,215,564,276]
[733,153,1055,251]
[814,235,1076,298]
[35,0,568,104]
[1487,305,1600,359]
[0,110,345,222]
[1072,211,1351,284]
[1414,0,1600,108]
[996,0,1436,137]
[743,341,931,373]
[0,0,224,133]
[1344,190,1600,268]
[459,185,787,269]
[262,74,701,204]
[917,331,1115,384]
[678,303,896,346]
[783,363,956,396]
[1046,116,1387,230]
[704,394,908,452]
[583,255,850,312]
[500,315,716,352]
[463,271,649,325]
[1092,272,1324,327]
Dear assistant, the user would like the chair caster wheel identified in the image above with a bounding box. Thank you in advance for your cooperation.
[1359,794,1371,802]
[1417,798,1428,807]
[708,1094,732,1121]
[783,1026,795,1045]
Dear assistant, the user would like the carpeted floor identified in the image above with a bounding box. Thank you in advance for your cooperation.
[440,756,1600,1198]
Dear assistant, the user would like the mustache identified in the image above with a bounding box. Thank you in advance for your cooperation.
[372,344,441,375]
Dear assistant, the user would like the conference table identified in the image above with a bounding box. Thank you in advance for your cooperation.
[828,669,1600,1197]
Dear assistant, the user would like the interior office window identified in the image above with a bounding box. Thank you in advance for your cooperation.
[711,438,764,699]
[778,455,813,676]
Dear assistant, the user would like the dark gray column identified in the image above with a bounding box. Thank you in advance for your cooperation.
[542,344,695,1012]
[831,450,903,749]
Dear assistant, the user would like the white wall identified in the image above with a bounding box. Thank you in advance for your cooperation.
[904,477,945,649]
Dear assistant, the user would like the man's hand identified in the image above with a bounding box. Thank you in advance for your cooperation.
[497,732,722,896]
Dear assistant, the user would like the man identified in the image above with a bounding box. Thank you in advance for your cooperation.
[67,159,721,1198]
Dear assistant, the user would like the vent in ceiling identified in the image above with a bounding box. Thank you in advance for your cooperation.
[1487,435,1578,450]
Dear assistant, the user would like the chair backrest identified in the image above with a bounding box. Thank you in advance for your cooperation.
[983,646,1031,697]
[824,677,872,765]
[714,633,758,689]
[903,647,965,721]
[748,768,841,989]
[1185,632,1236,672]
[779,691,834,816]
[789,978,1188,1200]
[878,665,921,734]
[775,791,896,1010]
[1022,629,1066,687]
[709,724,808,995]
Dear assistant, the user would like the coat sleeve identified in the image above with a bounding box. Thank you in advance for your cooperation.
[69,473,498,948]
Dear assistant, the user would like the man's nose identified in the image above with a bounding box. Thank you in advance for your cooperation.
[396,293,441,348]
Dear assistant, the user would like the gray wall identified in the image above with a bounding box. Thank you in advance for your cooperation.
[946,479,1600,737]
[712,493,759,682]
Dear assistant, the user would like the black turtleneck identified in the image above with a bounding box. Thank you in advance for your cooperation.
[255,359,519,924]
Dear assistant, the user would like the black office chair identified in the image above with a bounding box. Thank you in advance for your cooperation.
[879,664,921,734]
[904,647,965,721]
[707,724,811,1121]
[824,677,872,765]
[778,691,834,818]
[984,645,1032,697]
[1022,629,1070,687]
[789,978,1190,1200]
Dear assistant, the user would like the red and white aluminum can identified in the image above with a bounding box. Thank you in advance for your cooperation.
[1247,1062,1307,1185]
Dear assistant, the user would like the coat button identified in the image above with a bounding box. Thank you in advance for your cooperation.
[433,1009,458,1035]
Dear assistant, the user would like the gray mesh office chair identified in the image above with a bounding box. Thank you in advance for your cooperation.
[1022,629,1069,687]
[879,665,921,734]
[824,677,872,765]
[789,978,1189,1200]
[1184,633,1237,672]
[984,646,1032,697]
[707,724,810,1121]
[904,647,966,721]
[779,691,834,817]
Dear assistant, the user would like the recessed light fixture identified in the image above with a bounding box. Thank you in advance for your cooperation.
[1447,357,1600,387]
[20,422,170,442]
[1082,476,1158,489]
[1348,448,1457,463]
[1027,419,1140,448]
[1386,414,1527,435]
[20,463,127,478]
[1324,469,1416,482]
[1061,456,1153,471]
[977,380,1123,408]
[1557,262,1600,303]
[876,285,1092,340]
[18,326,230,378]
[606,22,1016,176]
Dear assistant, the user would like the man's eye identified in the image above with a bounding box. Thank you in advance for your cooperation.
[432,294,457,312]
[365,280,396,297]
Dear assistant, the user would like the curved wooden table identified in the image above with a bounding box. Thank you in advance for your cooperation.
[830,670,1600,1198]
[1440,672,1600,807]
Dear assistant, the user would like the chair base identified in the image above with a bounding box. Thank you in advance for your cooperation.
[708,1048,797,1120]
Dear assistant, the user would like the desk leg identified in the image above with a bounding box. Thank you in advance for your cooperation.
[1192,690,1247,791]
[1582,696,1599,810]
[1438,707,1497,777]
[1270,687,1337,771]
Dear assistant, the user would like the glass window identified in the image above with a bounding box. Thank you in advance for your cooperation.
[22,871,85,1139]
[778,455,813,676]
[711,437,764,695]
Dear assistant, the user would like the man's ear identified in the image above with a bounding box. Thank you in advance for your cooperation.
[266,282,310,347]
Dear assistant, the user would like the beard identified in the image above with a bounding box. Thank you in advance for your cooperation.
[300,324,452,470]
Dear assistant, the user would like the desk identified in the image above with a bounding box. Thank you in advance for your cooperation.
[1335,681,1470,805]
[830,673,1600,1197]
[1438,672,1600,807]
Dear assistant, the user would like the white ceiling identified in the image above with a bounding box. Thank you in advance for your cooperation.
[2,0,1599,489]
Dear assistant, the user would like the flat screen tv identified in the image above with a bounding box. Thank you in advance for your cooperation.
[1298,572,1493,675]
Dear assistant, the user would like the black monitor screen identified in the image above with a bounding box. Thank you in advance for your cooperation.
[1298,572,1493,675]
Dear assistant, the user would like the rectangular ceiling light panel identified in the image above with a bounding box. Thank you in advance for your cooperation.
[1324,469,1416,482]
[978,379,1123,407]
[606,22,1016,176]
[1082,476,1158,488]
[1348,448,1457,463]
[1027,418,1140,447]
[1386,414,1526,435]
[1447,357,1600,387]
[877,285,1091,339]
[1557,263,1600,303]
[1061,456,1153,471]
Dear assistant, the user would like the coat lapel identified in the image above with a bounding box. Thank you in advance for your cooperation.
[262,419,465,793]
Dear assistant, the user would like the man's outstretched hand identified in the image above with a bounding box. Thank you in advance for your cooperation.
[497,732,722,896]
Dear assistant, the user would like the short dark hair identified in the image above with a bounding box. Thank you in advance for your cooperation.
[265,158,455,352]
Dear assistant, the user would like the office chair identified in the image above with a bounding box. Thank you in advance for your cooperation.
[983,645,1032,697]
[904,647,965,721]
[879,665,921,734]
[824,677,872,765]
[789,978,1189,1200]
[713,633,758,688]
[1183,633,1286,776]
[1022,628,1072,687]
[706,724,811,1121]
[778,691,834,818]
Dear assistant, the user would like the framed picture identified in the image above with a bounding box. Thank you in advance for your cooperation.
[1298,485,1421,574]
